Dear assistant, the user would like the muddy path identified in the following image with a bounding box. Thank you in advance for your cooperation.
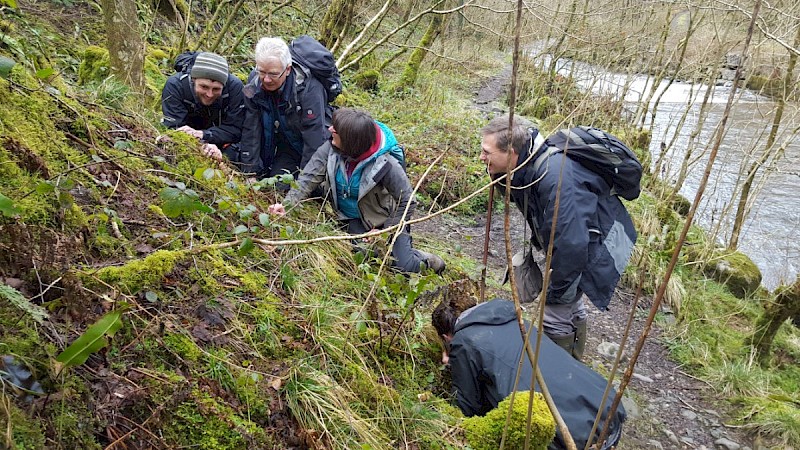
[413,69,759,450]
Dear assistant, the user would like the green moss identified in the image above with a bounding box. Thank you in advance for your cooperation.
[352,69,380,92]
[701,249,762,299]
[669,193,691,216]
[520,96,557,119]
[0,71,91,177]
[162,389,270,449]
[77,45,110,85]
[92,249,186,294]
[462,390,555,450]
[48,380,103,450]
[164,333,202,362]
[144,53,168,102]
[3,401,46,450]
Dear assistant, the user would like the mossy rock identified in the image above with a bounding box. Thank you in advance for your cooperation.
[700,249,762,299]
[669,193,691,217]
[90,249,187,294]
[352,69,380,92]
[77,45,110,85]
[463,390,555,450]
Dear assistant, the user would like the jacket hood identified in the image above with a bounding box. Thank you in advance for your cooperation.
[376,121,398,153]
[340,121,398,165]
[453,299,518,334]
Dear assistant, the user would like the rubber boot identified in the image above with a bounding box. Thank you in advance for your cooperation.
[572,319,587,361]
[548,332,576,356]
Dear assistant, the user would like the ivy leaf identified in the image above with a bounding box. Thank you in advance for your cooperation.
[114,140,133,150]
[57,191,74,209]
[0,193,21,217]
[238,238,254,256]
[144,291,158,303]
[35,67,54,79]
[0,56,15,79]
[55,308,125,372]
[258,213,270,227]
[193,167,217,181]
[35,182,55,194]
[232,224,248,235]
[279,173,294,184]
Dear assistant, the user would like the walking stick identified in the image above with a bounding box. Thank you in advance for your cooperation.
[480,183,495,302]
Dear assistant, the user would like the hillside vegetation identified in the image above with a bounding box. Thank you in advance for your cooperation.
[1,0,799,449]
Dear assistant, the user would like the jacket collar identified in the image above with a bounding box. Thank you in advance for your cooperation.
[509,128,546,188]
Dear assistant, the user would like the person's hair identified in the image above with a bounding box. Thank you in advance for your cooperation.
[332,108,377,158]
[254,37,291,68]
[432,301,459,337]
[480,115,536,154]
[431,280,478,337]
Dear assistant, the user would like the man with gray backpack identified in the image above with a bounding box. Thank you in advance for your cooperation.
[479,115,639,360]
[239,36,341,182]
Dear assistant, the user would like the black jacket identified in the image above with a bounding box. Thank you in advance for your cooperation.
[449,299,626,450]
[160,72,245,146]
[239,68,332,175]
[498,130,637,309]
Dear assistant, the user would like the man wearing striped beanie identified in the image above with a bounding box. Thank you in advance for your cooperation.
[161,51,245,162]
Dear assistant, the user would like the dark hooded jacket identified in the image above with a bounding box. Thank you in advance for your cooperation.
[448,299,626,450]
[160,72,245,146]
[238,68,332,176]
[498,129,637,309]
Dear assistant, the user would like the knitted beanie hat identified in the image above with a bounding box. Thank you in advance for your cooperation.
[190,52,229,84]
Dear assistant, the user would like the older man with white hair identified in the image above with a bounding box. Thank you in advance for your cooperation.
[239,37,333,181]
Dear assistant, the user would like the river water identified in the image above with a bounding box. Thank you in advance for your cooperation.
[544,56,799,290]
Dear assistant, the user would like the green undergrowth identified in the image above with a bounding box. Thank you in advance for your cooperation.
[1,26,487,447]
[2,5,799,449]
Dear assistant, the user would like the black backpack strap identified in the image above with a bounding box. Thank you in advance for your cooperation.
[532,146,561,173]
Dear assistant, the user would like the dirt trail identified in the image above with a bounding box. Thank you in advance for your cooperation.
[413,70,759,450]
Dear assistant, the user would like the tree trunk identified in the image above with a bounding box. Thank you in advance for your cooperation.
[749,276,800,366]
[729,24,800,249]
[396,13,445,89]
[101,0,145,92]
[319,0,356,49]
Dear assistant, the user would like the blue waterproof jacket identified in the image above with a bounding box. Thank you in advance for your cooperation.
[239,68,332,175]
[499,130,637,309]
[160,72,245,146]
[284,122,413,230]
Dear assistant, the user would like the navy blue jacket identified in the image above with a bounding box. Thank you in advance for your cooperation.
[499,130,637,309]
[449,299,626,450]
[160,72,245,146]
[239,68,332,175]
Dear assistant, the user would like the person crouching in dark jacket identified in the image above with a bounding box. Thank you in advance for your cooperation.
[161,52,245,162]
[239,37,332,181]
[479,115,637,360]
[432,292,626,450]
[268,108,445,274]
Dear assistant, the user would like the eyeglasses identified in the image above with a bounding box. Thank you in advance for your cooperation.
[259,67,288,81]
